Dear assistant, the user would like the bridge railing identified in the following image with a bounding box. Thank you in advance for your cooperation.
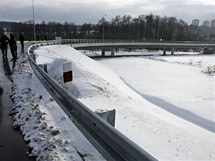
[61,38,215,45]
[27,43,157,161]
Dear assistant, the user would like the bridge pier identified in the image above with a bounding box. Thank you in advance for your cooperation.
[203,48,215,54]
[101,49,105,57]
[111,49,115,56]
[171,48,175,55]
[163,49,166,55]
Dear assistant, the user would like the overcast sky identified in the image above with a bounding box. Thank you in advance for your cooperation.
[0,0,214,25]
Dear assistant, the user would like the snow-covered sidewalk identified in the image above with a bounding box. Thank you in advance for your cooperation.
[11,53,105,161]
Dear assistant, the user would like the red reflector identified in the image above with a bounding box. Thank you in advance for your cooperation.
[63,71,73,83]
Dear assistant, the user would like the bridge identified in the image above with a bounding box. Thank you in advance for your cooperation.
[62,39,215,56]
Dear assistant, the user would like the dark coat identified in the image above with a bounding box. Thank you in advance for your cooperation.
[19,34,24,42]
[9,34,17,52]
[0,35,9,49]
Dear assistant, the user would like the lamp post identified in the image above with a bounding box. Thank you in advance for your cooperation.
[32,0,36,41]
[102,14,107,41]
[156,17,160,41]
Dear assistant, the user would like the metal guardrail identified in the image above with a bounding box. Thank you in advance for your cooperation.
[28,44,157,161]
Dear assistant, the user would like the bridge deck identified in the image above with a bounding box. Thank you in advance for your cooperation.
[72,42,215,50]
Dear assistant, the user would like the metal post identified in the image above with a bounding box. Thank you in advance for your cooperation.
[32,0,36,41]
[102,14,107,42]
[157,21,159,41]
[95,109,116,127]
[102,21,104,41]
[32,54,36,62]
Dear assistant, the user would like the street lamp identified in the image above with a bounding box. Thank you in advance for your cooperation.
[32,0,36,41]
[102,14,107,41]
[157,20,159,41]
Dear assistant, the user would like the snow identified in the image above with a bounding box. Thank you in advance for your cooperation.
[11,44,215,161]
[97,55,215,131]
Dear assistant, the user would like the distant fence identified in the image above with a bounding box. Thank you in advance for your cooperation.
[28,43,157,161]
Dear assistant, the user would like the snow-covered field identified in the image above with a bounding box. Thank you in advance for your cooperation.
[11,45,215,161]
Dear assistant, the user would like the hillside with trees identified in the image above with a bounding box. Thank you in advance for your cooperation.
[0,14,214,41]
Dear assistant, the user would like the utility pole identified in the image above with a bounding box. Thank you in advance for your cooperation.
[157,18,160,41]
[32,0,36,41]
[102,14,107,41]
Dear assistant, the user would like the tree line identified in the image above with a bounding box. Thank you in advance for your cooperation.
[0,14,215,41]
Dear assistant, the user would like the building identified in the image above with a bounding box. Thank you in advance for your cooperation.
[211,19,215,27]
[192,19,200,26]
[202,20,210,27]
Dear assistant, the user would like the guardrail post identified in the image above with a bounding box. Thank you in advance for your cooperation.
[32,54,36,62]
[38,64,48,73]
[95,109,116,127]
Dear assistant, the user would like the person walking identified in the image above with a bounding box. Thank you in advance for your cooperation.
[0,35,2,55]
[19,33,24,52]
[9,33,17,60]
[0,33,9,58]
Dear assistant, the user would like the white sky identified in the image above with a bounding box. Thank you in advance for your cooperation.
[0,0,215,24]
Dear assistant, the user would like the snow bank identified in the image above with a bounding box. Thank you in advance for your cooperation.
[11,54,105,161]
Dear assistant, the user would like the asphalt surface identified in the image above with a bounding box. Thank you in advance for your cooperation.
[0,44,31,161]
